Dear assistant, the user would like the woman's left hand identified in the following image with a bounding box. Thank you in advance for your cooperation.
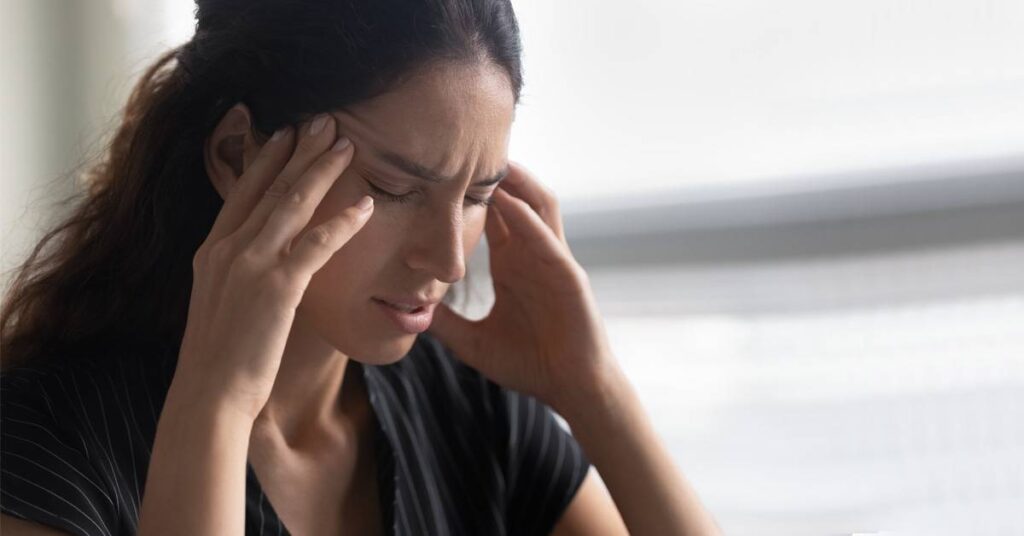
[428,162,619,413]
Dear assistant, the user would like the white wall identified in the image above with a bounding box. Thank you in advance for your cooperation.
[510,0,1024,201]
[4,2,1023,534]
[1,0,191,294]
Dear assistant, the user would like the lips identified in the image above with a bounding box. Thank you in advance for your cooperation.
[377,299,424,313]
[372,297,438,334]
[373,294,440,311]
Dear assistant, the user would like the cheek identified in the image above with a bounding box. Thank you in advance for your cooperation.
[463,210,487,254]
[300,181,397,301]
[310,208,403,290]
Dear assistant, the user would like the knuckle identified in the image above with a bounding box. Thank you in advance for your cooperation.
[191,246,208,271]
[305,225,334,246]
[234,247,265,270]
[344,209,370,228]
[225,250,260,282]
[573,262,591,285]
[206,239,236,264]
[263,179,291,199]
[268,190,308,217]
[542,186,558,205]
[282,189,310,209]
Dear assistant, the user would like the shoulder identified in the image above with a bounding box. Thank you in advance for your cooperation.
[0,513,76,535]
[2,347,175,445]
[1,359,119,536]
[1,356,101,441]
[1,348,176,536]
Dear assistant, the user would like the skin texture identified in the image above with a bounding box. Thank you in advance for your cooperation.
[199,59,634,535]
[204,60,512,446]
[1,57,718,535]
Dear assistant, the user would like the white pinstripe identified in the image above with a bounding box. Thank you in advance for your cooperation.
[5,400,48,420]
[1,470,113,536]
[521,401,552,515]
[372,378,430,534]
[393,373,455,534]
[3,450,113,530]
[3,432,115,507]
[57,374,121,509]
[529,426,567,535]
[45,377,94,463]
[1,490,93,536]
[401,356,504,531]
[365,370,413,536]
[3,416,80,454]
[2,339,590,536]
[36,383,59,421]
[84,373,132,521]
[102,369,142,518]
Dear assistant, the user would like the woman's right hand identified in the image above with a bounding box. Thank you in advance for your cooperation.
[171,112,373,422]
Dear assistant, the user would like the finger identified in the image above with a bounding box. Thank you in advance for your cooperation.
[498,162,566,244]
[206,125,296,244]
[280,195,374,279]
[248,136,356,258]
[427,302,482,366]
[491,188,569,264]
[484,200,510,248]
[233,113,339,245]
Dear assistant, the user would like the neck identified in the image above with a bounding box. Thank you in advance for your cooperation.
[251,313,368,450]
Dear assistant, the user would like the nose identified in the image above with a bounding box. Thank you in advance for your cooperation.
[405,206,467,284]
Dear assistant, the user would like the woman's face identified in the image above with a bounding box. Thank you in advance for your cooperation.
[298,61,515,363]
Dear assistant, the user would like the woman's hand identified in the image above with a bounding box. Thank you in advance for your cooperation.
[428,162,620,413]
[173,113,374,421]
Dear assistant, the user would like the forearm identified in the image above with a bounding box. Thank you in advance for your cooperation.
[137,376,256,536]
[555,363,722,536]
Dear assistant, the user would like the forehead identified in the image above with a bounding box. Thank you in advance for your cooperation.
[332,61,515,177]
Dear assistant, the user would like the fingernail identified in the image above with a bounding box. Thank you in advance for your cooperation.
[270,127,286,141]
[331,136,351,152]
[356,195,374,211]
[308,114,328,135]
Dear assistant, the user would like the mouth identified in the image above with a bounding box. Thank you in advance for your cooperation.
[372,297,438,334]
[374,299,426,314]
[370,297,434,315]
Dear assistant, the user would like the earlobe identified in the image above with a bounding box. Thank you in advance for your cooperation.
[204,102,259,201]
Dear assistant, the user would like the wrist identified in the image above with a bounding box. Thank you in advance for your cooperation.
[165,368,262,427]
[548,358,635,425]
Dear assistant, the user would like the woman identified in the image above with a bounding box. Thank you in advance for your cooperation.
[0,0,720,534]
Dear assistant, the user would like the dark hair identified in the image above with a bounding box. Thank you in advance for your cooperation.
[0,0,523,372]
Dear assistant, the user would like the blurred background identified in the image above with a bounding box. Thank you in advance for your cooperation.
[3,1,1023,535]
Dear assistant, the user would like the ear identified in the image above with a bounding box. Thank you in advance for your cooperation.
[204,102,262,201]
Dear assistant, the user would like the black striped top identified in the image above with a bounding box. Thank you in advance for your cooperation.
[0,333,591,535]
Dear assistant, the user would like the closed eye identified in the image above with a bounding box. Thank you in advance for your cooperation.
[362,176,494,208]
[465,194,496,207]
[366,180,416,204]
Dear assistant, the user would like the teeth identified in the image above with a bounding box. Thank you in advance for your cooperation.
[385,301,418,313]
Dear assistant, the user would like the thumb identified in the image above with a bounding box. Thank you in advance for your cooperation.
[428,302,482,364]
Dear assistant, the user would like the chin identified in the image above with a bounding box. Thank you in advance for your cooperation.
[347,332,419,365]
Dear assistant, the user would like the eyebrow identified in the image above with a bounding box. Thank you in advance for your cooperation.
[375,148,509,187]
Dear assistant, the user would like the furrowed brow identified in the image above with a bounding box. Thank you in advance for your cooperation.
[375,147,508,186]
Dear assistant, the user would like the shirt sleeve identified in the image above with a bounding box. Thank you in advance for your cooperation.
[496,387,592,536]
[1,370,119,536]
